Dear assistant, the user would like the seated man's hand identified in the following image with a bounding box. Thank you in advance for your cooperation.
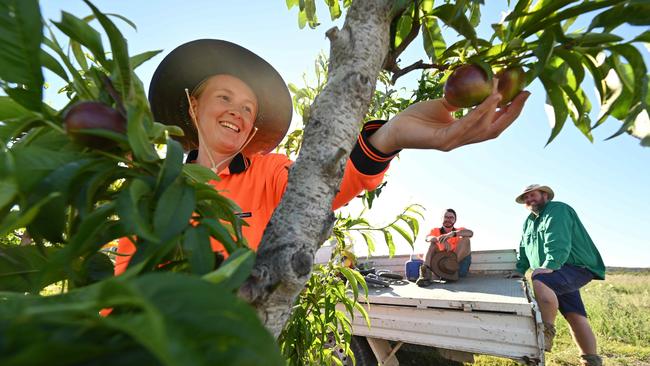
[436,233,453,251]
[440,238,451,251]
[505,271,524,279]
[425,235,438,244]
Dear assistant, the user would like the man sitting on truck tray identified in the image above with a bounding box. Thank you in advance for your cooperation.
[416,208,474,286]
[511,184,605,366]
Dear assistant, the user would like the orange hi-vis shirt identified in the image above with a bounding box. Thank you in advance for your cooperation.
[429,226,467,252]
[114,120,399,275]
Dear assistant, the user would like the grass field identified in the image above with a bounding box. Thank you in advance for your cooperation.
[472,272,650,366]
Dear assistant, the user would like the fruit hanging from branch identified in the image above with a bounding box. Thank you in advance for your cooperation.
[63,101,126,149]
[496,66,527,107]
[443,64,492,108]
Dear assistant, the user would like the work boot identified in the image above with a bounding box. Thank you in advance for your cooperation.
[416,265,433,287]
[579,354,603,366]
[543,322,556,352]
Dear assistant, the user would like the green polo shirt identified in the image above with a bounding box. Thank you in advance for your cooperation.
[516,201,605,280]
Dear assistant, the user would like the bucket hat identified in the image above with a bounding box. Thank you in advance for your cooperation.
[148,39,292,155]
[515,184,555,204]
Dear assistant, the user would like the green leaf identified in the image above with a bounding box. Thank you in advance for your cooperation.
[0,192,59,238]
[11,145,79,194]
[62,203,117,259]
[582,53,607,105]
[203,248,255,291]
[566,32,623,46]
[27,158,97,243]
[511,0,570,36]
[390,222,413,246]
[540,72,569,145]
[182,164,219,183]
[469,2,481,28]
[0,0,43,111]
[0,181,17,212]
[129,50,162,69]
[560,85,593,142]
[504,0,532,22]
[339,267,359,301]
[202,218,238,254]
[607,102,645,140]
[156,138,183,193]
[286,0,299,9]
[0,245,64,292]
[0,96,33,121]
[83,0,131,97]
[383,230,395,257]
[588,3,650,32]
[116,179,158,242]
[401,214,420,239]
[0,273,285,366]
[52,11,106,66]
[82,251,114,284]
[360,231,375,254]
[71,41,89,70]
[326,0,342,20]
[554,49,584,89]
[610,44,647,101]
[631,30,650,43]
[183,224,214,275]
[421,17,446,62]
[126,100,158,162]
[394,6,414,49]
[153,179,196,242]
[533,29,556,78]
[39,49,68,82]
[433,4,477,49]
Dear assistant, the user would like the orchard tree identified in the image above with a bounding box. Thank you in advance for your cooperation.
[251,0,650,339]
[0,0,648,365]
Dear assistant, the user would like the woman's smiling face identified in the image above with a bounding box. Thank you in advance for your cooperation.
[190,74,258,155]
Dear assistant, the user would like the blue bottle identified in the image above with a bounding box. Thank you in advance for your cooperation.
[405,254,424,282]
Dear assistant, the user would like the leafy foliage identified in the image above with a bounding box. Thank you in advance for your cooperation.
[0,1,282,364]
[289,0,650,145]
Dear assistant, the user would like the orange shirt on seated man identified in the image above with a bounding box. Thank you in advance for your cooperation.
[424,208,473,277]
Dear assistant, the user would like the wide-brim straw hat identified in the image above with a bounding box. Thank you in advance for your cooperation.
[515,184,555,204]
[430,251,459,281]
[148,39,292,155]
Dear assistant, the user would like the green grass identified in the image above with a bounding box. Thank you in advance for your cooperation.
[472,273,650,366]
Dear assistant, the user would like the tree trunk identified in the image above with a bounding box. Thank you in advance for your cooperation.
[238,0,401,337]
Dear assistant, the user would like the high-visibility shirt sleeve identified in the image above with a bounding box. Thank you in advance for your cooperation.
[114,237,136,276]
[332,120,400,209]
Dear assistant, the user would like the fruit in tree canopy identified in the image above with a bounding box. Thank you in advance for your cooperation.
[443,64,492,108]
[496,66,526,107]
[64,102,126,149]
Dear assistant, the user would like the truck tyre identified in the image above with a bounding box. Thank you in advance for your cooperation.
[347,336,377,366]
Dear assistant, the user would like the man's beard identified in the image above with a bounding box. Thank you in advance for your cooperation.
[531,200,547,214]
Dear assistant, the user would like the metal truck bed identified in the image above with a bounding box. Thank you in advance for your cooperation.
[346,249,545,365]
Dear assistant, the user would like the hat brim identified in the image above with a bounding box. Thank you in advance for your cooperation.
[430,251,459,281]
[148,39,292,155]
[515,186,555,204]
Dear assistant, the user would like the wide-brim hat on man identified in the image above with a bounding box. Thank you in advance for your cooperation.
[429,251,459,281]
[148,39,292,155]
[515,184,555,204]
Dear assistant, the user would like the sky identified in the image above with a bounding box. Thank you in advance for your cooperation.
[39,1,649,267]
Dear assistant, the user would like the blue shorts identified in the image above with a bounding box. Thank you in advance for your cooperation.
[459,255,471,278]
[532,264,594,317]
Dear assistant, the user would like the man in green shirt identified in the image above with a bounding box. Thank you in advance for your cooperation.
[513,184,605,366]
